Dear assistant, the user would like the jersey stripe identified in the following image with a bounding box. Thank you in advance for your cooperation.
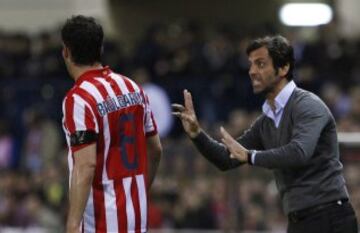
[95,78,117,99]
[65,95,76,133]
[126,77,140,93]
[75,92,98,132]
[122,77,136,93]
[135,175,147,231]
[123,177,135,232]
[132,177,141,233]
[103,180,119,232]
[93,185,107,232]
[75,88,101,129]
[114,179,127,233]
[105,75,123,96]
[83,188,95,232]
[85,106,96,131]
[110,74,130,96]
[72,94,86,131]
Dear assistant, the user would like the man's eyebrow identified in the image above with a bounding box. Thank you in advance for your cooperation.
[249,57,266,64]
[254,57,266,62]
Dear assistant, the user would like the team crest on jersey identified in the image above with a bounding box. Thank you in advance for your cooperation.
[97,92,144,116]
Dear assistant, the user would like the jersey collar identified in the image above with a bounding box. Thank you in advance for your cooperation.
[75,66,111,85]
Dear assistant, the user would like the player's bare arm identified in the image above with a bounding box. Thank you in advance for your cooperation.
[172,89,201,138]
[146,134,162,190]
[66,143,96,233]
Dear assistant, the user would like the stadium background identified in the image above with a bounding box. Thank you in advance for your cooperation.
[0,0,360,232]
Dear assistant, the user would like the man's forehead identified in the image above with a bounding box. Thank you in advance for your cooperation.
[248,46,269,61]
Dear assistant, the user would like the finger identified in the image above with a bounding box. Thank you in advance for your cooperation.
[172,112,182,117]
[184,89,195,112]
[230,153,241,161]
[221,138,232,149]
[179,113,194,122]
[172,104,185,112]
[220,126,237,142]
[222,138,236,157]
[172,112,193,122]
[221,127,247,153]
[220,126,231,140]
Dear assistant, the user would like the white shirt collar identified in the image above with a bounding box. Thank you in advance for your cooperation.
[262,80,296,115]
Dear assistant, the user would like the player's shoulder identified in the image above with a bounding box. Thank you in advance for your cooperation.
[65,84,84,98]
[63,86,76,101]
[63,84,95,107]
[110,71,143,89]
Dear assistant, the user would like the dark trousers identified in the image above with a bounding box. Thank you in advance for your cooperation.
[287,200,358,233]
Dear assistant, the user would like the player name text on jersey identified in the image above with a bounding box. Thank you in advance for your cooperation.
[97,92,145,116]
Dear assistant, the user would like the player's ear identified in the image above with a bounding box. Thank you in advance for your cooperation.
[62,45,69,59]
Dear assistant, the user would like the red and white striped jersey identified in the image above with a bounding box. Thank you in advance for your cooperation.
[62,66,158,233]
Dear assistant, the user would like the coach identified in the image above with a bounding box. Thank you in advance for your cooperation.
[173,35,358,233]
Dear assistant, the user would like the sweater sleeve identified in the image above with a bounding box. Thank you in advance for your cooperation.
[191,131,243,171]
[191,117,264,171]
[253,95,330,169]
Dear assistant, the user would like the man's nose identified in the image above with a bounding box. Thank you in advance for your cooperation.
[249,65,257,76]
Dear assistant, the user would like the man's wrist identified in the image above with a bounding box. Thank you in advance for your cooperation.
[189,128,201,138]
[247,150,256,165]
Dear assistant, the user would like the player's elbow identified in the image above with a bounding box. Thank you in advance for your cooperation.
[147,134,162,162]
[72,162,96,186]
[153,143,162,162]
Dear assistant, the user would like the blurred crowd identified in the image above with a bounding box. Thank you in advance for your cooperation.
[0,20,360,231]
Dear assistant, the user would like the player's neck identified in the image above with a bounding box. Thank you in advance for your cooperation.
[71,63,103,81]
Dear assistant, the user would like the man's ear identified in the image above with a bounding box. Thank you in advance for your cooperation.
[279,64,290,78]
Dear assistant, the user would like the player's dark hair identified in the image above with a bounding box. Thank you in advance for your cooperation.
[61,15,103,65]
[246,35,295,80]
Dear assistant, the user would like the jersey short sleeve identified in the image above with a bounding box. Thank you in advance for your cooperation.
[142,91,158,137]
[63,93,99,152]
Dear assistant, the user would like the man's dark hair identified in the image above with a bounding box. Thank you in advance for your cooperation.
[61,15,103,65]
[246,35,295,80]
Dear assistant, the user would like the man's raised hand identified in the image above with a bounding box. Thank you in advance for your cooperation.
[172,90,201,138]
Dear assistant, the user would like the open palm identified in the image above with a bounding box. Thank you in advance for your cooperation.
[172,90,201,138]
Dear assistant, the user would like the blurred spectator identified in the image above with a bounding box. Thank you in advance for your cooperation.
[21,194,61,229]
[320,83,351,120]
[175,179,216,229]
[0,119,15,168]
[225,109,250,136]
[203,31,234,73]
[22,108,61,172]
[338,87,360,131]
[134,24,166,78]
[132,67,173,137]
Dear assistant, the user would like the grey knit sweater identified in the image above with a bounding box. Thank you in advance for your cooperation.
[192,88,349,214]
